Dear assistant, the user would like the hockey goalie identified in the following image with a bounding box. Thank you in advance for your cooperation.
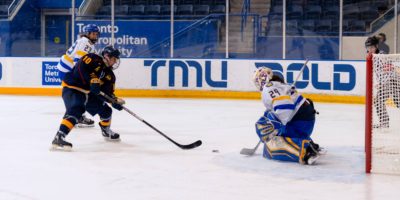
[253,67,324,165]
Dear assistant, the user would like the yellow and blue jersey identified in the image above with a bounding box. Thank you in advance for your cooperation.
[57,37,95,73]
[261,81,306,125]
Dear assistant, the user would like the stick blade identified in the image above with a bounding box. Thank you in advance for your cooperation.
[240,148,256,156]
[179,140,202,150]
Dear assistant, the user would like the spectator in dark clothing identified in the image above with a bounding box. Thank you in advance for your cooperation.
[377,33,390,54]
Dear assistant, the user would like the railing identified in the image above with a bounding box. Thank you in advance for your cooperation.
[8,0,25,21]
[370,4,397,33]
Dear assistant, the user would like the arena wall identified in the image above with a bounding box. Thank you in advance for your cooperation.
[0,57,365,104]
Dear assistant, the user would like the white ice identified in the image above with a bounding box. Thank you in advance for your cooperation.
[1,95,400,200]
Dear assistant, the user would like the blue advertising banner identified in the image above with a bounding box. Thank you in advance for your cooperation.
[42,61,62,85]
[75,20,195,58]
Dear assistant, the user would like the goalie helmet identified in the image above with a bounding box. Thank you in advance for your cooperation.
[253,67,273,91]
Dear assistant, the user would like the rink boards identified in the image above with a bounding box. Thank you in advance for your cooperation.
[0,57,365,103]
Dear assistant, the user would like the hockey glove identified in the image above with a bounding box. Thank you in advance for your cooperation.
[111,97,125,111]
[90,78,101,95]
[112,102,123,111]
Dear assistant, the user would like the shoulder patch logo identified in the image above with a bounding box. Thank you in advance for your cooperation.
[266,82,273,87]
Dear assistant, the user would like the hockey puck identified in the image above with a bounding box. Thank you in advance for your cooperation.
[212,149,219,153]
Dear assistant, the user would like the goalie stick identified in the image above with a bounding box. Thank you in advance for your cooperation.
[240,59,310,156]
[99,92,202,150]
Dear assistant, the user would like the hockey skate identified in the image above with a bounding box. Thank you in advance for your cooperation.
[51,131,73,151]
[303,144,320,165]
[99,123,120,142]
[310,141,327,155]
[76,114,95,128]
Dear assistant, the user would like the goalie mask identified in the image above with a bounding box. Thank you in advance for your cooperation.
[253,67,273,91]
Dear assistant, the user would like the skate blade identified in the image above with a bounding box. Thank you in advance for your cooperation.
[307,155,320,165]
[104,137,121,142]
[50,144,72,152]
[76,124,95,128]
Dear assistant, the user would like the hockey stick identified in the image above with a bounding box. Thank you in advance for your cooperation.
[99,92,202,150]
[240,59,310,156]
[240,140,262,156]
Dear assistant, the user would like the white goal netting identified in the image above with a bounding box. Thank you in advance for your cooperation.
[371,54,400,175]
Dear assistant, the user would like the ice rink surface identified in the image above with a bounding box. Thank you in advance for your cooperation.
[1,95,400,200]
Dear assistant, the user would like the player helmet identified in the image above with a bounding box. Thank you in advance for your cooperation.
[253,67,273,91]
[83,24,100,43]
[365,36,379,47]
[102,46,121,70]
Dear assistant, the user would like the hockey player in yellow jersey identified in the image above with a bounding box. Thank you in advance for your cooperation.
[56,24,100,128]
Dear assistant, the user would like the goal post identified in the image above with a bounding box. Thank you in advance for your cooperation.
[365,53,400,175]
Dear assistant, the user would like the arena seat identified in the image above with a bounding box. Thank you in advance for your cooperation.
[145,5,161,15]
[194,5,209,15]
[177,5,193,15]
[129,5,145,15]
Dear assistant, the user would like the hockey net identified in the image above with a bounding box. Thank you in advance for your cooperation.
[366,53,400,174]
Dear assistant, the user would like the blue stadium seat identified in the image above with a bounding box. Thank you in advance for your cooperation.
[152,0,169,5]
[316,19,331,32]
[0,5,8,15]
[343,5,359,20]
[351,20,366,31]
[103,0,111,6]
[271,5,283,15]
[214,1,226,5]
[268,20,282,33]
[342,19,351,31]
[305,5,321,19]
[134,0,148,5]
[331,20,339,32]
[177,5,193,15]
[115,5,129,15]
[179,0,197,4]
[323,6,339,19]
[323,0,338,6]
[287,5,302,20]
[343,0,356,5]
[97,6,111,15]
[194,5,209,15]
[302,20,315,32]
[307,0,320,5]
[286,20,299,35]
[199,0,214,5]
[160,5,177,15]
[359,6,379,21]
[120,0,132,5]
[129,5,145,15]
[272,0,283,6]
[145,5,161,15]
[210,5,225,13]
[289,0,303,5]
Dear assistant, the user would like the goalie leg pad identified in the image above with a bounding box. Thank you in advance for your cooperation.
[262,136,311,164]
